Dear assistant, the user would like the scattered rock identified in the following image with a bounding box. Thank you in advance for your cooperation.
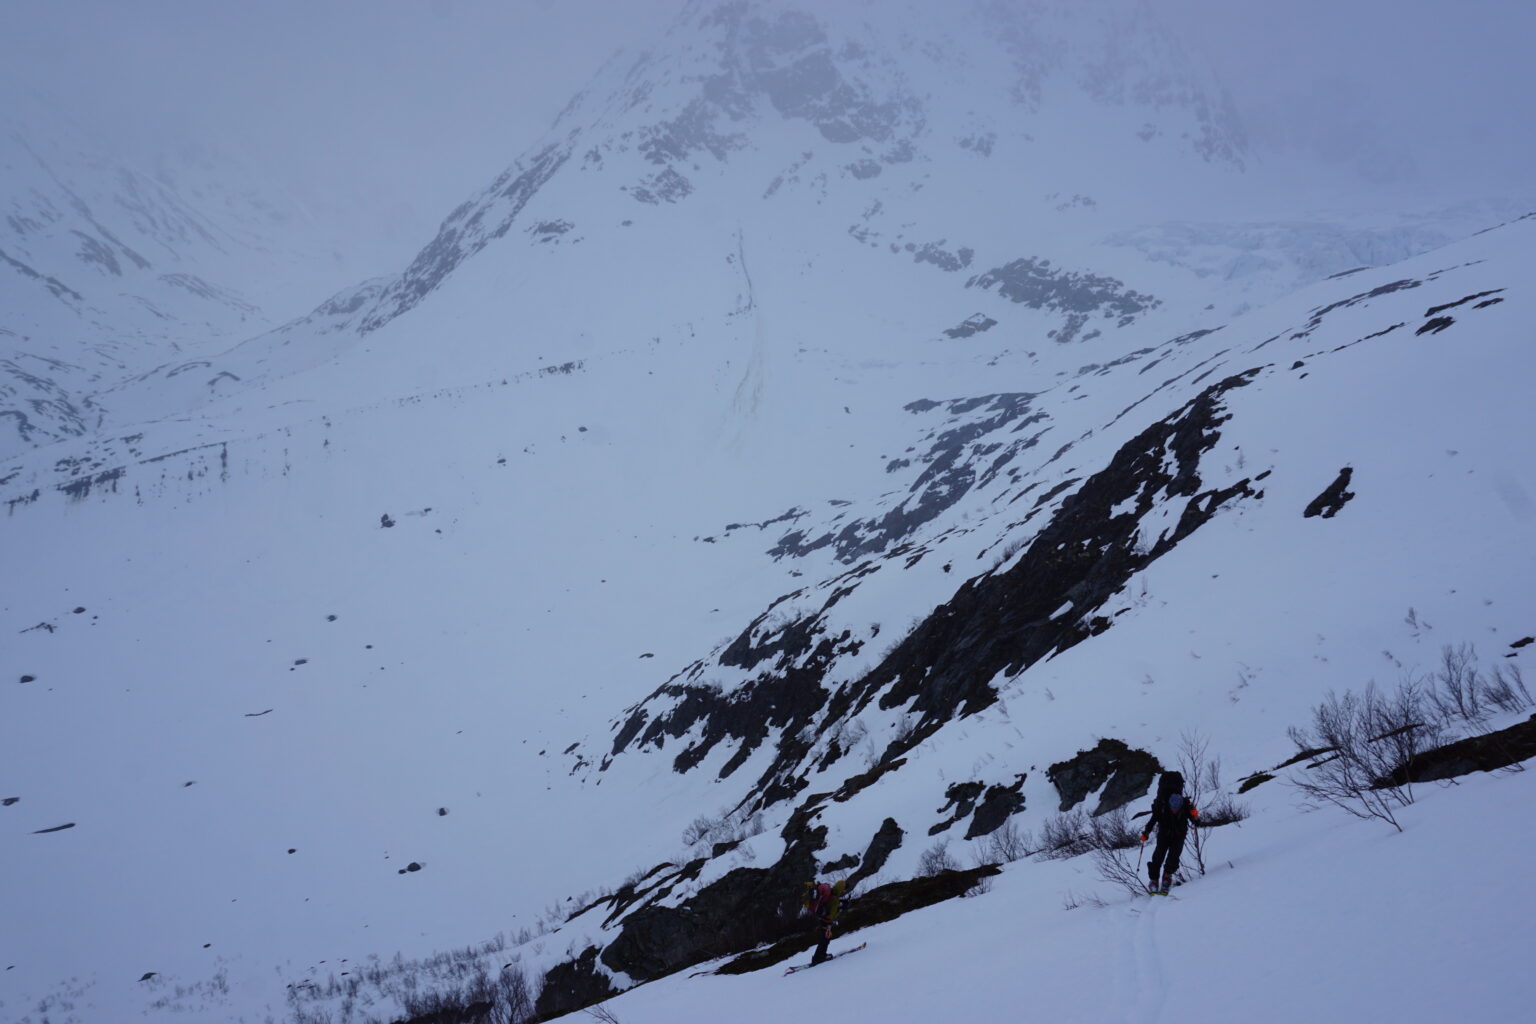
[2,797,18,806]
[19,675,35,684]
[398,861,423,874]
[929,782,987,835]
[139,972,158,982]
[1304,467,1356,519]
[380,513,396,528]
[33,822,76,834]
[72,606,86,614]
[964,776,1028,839]
[437,807,449,816]
[244,709,274,718]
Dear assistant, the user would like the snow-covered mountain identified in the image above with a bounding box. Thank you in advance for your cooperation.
[2,2,1532,1022]
[0,88,373,457]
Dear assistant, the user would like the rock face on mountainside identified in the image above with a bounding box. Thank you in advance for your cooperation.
[1047,739,1162,815]
[532,365,1264,1001]
[522,217,1533,1011]
[603,367,1263,813]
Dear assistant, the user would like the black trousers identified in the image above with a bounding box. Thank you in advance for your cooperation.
[812,919,833,961]
[1148,826,1187,880]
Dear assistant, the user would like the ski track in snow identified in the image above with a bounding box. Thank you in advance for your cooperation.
[1115,897,1169,1024]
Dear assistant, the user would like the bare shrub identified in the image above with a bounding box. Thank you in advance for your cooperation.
[1428,645,1533,728]
[1061,888,1108,911]
[1485,663,1532,715]
[1035,808,1091,860]
[1086,807,1139,851]
[387,962,540,1024]
[681,814,721,846]
[497,964,539,1024]
[1287,680,1440,832]
[1092,844,1150,898]
[918,838,959,876]
[1087,808,1151,896]
[1176,731,1249,876]
[978,818,1032,863]
[680,806,765,849]
[1428,644,1485,726]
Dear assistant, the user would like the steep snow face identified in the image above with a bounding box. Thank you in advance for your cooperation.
[352,0,1246,328]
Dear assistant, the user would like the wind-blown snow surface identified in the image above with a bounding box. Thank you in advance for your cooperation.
[2,1,1534,1021]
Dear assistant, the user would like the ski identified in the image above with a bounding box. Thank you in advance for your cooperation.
[784,942,866,975]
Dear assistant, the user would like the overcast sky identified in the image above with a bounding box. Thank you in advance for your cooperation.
[3,0,1532,277]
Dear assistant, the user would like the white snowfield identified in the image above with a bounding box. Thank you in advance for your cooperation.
[1,2,1533,1022]
[584,767,1535,1024]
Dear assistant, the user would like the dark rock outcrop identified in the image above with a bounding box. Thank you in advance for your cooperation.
[845,817,903,890]
[929,781,987,835]
[599,839,819,982]
[1046,739,1161,815]
[1303,467,1355,519]
[964,776,1028,838]
[770,392,1044,563]
[714,864,1001,975]
[967,256,1159,343]
[531,947,615,1022]
[1378,714,1536,785]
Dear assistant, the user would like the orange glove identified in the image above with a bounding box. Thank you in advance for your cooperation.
[1139,833,1148,843]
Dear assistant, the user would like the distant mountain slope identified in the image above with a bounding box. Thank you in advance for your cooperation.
[0,95,360,457]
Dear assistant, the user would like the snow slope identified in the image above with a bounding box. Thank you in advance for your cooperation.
[596,767,1536,1024]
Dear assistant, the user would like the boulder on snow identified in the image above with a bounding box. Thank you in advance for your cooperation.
[1046,738,1161,815]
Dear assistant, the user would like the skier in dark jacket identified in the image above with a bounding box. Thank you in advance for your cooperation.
[802,879,845,964]
[1140,771,1199,894]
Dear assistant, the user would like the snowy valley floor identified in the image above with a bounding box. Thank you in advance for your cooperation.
[570,765,1533,1024]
